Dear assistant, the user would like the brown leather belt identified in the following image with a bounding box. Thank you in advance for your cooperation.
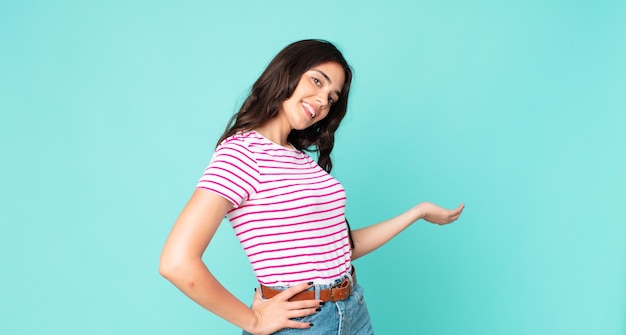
[260,268,356,302]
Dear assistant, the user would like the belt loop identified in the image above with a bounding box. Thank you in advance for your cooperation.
[314,284,320,300]
[347,271,354,289]
[347,266,355,291]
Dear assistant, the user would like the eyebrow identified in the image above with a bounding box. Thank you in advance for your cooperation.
[312,69,341,97]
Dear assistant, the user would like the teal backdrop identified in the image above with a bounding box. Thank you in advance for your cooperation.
[2,1,625,334]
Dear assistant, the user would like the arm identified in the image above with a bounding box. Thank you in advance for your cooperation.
[159,189,321,335]
[351,202,464,260]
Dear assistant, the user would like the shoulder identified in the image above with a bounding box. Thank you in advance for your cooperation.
[216,131,257,155]
[219,130,290,155]
[212,131,266,170]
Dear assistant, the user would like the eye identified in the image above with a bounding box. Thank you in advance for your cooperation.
[329,96,336,105]
[312,77,322,87]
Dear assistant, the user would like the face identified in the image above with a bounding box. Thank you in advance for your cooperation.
[279,61,346,130]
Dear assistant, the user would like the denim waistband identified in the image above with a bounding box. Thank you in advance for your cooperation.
[259,267,356,301]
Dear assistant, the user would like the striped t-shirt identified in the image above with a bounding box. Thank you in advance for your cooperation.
[197,130,352,286]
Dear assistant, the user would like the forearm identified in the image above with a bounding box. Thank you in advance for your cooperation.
[350,206,423,260]
[161,259,257,332]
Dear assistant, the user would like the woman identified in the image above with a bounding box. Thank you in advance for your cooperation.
[160,39,464,335]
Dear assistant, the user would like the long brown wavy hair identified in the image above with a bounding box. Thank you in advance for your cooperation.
[217,39,353,174]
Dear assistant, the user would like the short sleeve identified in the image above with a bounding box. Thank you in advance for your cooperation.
[196,139,259,207]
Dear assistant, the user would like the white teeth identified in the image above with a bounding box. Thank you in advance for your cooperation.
[303,102,316,118]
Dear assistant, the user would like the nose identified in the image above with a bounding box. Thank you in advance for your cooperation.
[316,91,330,109]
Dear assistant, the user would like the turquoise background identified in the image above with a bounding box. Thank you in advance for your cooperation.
[2,1,625,334]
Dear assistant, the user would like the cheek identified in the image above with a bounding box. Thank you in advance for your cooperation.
[318,108,331,121]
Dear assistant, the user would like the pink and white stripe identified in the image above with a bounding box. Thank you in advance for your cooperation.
[197,130,352,286]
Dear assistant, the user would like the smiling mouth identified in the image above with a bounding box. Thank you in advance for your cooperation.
[303,102,316,119]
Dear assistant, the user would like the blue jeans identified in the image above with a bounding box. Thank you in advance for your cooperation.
[243,277,374,335]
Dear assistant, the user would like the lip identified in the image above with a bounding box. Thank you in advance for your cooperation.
[302,101,317,119]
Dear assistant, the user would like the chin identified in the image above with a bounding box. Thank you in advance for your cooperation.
[293,126,309,131]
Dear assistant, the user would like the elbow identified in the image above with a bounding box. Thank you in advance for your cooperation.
[159,254,181,280]
[159,256,204,292]
[159,253,200,283]
[159,265,169,280]
[159,259,172,280]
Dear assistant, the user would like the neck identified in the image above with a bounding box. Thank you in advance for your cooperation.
[254,119,292,149]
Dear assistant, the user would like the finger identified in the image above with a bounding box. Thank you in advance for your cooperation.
[288,299,324,310]
[442,207,463,222]
[253,287,263,300]
[450,206,465,220]
[284,320,314,330]
[450,204,464,216]
[434,215,457,225]
[450,212,462,221]
[251,288,265,309]
[287,306,320,319]
[278,281,314,300]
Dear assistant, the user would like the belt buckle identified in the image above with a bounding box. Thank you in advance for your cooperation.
[329,277,351,302]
